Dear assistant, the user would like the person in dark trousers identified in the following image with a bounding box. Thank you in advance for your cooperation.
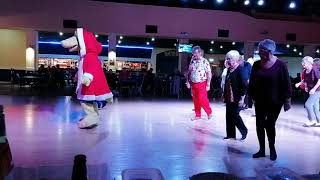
[249,39,292,161]
[239,57,253,110]
[223,50,248,141]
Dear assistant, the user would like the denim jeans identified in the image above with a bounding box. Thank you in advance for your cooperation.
[305,91,320,122]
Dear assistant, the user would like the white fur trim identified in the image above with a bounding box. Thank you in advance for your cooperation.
[77,92,113,101]
[77,28,86,57]
[83,73,93,81]
[76,58,84,95]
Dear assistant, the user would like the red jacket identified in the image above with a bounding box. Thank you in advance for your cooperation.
[76,28,112,101]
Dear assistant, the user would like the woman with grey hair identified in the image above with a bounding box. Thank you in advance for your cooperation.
[299,56,320,127]
[186,46,212,120]
[223,50,248,140]
[248,39,292,161]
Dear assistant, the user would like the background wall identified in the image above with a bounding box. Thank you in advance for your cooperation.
[1,0,320,44]
[0,29,26,70]
[282,56,303,77]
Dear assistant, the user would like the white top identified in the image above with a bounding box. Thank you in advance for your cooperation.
[221,68,228,88]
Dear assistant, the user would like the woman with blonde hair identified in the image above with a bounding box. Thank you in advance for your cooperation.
[299,56,320,127]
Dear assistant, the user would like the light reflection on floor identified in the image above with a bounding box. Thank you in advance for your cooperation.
[1,95,319,179]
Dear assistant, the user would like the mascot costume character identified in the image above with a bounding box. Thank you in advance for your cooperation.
[61,28,113,129]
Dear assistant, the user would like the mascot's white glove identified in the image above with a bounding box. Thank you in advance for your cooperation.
[82,73,93,87]
[107,97,113,104]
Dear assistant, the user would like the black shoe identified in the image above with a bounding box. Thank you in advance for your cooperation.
[223,137,235,140]
[252,151,266,158]
[270,147,277,161]
[79,123,98,129]
[240,132,248,141]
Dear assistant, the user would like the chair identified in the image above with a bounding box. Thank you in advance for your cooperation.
[121,168,164,180]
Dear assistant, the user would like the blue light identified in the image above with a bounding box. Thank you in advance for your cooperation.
[216,0,223,3]
[38,41,62,45]
[38,41,154,50]
[116,45,153,50]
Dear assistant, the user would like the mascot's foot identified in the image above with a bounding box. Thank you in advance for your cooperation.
[78,120,98,129]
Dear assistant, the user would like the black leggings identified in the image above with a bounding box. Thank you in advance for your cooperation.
[255,103,282,151]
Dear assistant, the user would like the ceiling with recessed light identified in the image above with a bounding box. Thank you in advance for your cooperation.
[92,0,320,17]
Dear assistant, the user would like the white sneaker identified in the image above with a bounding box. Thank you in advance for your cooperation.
[304,120,317,127]
[315,122,320,127]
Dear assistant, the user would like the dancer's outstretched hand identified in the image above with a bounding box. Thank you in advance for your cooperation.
[206,85,210,91]
[238,96,245,108]
[186,83,191,89]
[82,73,93,86]
[82,77,91,86]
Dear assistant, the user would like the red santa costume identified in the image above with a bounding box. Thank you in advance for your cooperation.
[61,28,113,129]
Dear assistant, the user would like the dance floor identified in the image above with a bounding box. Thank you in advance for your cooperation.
[1,95,320,179]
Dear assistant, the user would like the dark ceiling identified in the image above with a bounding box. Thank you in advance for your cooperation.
[93,0,320,17]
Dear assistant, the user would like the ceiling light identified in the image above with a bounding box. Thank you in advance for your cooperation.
[232,42,236,45]
[210,48,213,52]
[59,32,63,36]
[151,37,155,41]
[244,0,250,6]
[293,48,297,52]
[118,40,122,44]
[299,52,302,56]
[220,45,223,49]
[289,1,296,9]
[95,34,99,38]
[146,42,150,45]
[257,0,264,6]
[286,44,290,48]
[211,41,214,44]
[216,0,224,4]
[120,36,123,40]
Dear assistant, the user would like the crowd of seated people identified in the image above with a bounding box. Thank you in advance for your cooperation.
[9,65,223,99]
[10,65,77,89]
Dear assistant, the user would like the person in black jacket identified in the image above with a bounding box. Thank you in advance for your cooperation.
[223,50,248,141]
[249,39,292,161]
